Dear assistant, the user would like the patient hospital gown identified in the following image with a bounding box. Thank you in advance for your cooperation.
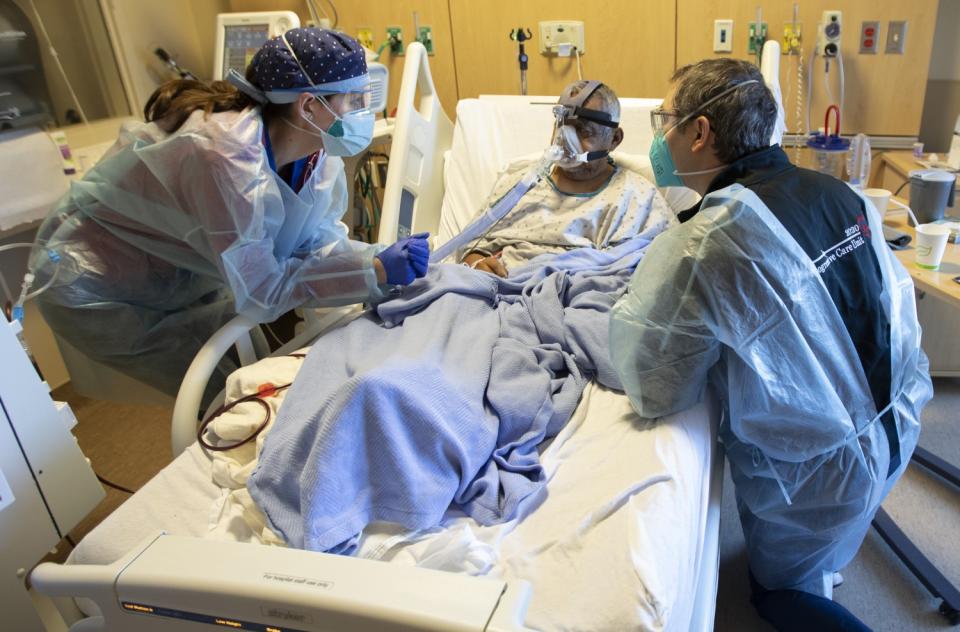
[460,159,675,271]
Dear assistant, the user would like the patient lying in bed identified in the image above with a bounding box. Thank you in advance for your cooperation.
[460,80,675,277]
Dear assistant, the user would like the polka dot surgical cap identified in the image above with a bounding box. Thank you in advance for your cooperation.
[228,27,369,104]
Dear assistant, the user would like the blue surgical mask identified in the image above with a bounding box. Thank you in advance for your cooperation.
[649,132,685,188]
[298,97,375,157]
[319,110,374,157]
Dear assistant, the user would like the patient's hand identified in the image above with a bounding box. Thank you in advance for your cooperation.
[463,252,508,278]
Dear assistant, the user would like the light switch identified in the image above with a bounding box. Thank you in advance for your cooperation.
[885,20,907,54]
[714,19,733,53]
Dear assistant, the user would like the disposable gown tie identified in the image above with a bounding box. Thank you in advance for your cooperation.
[30,107,384,400]
[610,184,932,596]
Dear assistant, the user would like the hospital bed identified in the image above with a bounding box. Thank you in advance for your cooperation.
[29,41,784,631]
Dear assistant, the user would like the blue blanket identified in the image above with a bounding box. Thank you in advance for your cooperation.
[247,239,649,552]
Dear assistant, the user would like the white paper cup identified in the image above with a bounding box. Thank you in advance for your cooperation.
[914,223,951,270]
[864,188,891,216]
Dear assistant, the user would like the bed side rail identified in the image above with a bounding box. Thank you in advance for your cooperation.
[379,41,454,245]
[170,307,359,457]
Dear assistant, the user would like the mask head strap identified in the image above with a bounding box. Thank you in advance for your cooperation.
[559,80,620,129]
[281,31,317,88]
[670,79,760,134]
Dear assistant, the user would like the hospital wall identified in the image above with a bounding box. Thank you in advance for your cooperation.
[676,0,938,137]
[919,0,960,152]
[446,0,676,101]
[229,0,460,122]
[227,0,678,117]
[229,0,941,139]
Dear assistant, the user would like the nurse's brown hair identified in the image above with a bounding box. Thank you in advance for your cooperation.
[143,78,254,132]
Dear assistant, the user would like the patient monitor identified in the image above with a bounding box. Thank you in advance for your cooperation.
[213,11,300,80]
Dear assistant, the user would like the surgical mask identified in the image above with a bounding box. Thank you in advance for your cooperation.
[295,96,375,157]
[649,133,685,188]
[648,79,760,188]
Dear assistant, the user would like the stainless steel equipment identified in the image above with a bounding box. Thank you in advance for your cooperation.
[0,1,54,130]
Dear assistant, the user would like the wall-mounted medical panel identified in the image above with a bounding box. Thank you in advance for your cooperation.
[677,0,937,137]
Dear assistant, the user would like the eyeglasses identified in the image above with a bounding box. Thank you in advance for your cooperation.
[650,108,682,135]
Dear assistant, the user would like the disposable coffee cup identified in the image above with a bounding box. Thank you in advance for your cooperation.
[864,188,891,216]
[914,223,951,270]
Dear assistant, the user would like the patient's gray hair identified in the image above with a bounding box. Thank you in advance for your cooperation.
[670,59,776,163]
[560,80,620,142]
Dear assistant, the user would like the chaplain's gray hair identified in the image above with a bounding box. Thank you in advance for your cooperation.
[560,80,620,142]
[670,58,777,163]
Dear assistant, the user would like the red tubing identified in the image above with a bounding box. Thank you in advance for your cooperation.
[824,104,841,136]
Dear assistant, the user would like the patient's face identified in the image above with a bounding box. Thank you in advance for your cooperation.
[554,95,620,181]
[556,124,613,180]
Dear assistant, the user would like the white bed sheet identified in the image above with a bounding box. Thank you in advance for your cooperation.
[69,348,715,631]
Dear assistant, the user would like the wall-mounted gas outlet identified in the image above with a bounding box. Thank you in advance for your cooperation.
[417,26,434,55]
[357,27,374,51]
[885,20,907,54]
[859,21,879,54]
[818,10,842,57]
[386,26,404,55]
[747,22,768,55]
[538,21,585,56]
[714,19,733,53]
[783,22,802,55]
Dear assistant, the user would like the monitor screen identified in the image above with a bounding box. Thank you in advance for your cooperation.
[222,24,270,78]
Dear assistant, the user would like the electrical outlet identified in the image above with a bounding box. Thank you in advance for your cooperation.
[859,21,879,54]
[782,22,802,55]
[714,19,733,53]
[538,21,586,56]
[417,26,434,55]
[357,27,374,51]
[386,26,404,55]
[885,20,907,54]
[747,22,768,55]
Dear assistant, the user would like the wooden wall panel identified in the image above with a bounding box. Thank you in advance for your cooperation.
[676,0,938,137]
[449,0,676,100]
[229,0,459,118]
[226,1,939,137]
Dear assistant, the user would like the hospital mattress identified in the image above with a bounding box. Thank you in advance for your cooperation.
[68,356,715,632]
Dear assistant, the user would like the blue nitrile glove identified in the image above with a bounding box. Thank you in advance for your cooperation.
[375,232,431,285]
